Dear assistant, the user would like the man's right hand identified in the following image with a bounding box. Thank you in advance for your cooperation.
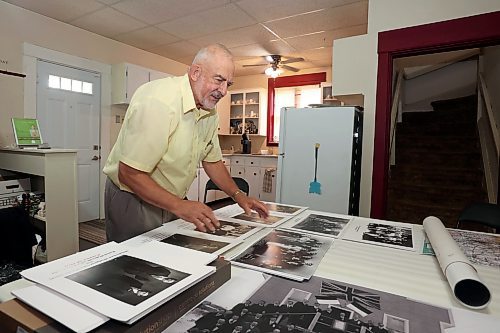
[172,200,220,232]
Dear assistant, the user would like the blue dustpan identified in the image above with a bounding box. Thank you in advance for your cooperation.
[309,143,321,194]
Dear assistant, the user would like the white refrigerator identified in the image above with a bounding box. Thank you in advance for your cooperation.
[276,106,363,215]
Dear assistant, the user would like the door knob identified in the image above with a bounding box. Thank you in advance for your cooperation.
[92,155,100,160]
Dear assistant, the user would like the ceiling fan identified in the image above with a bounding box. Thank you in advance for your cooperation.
[242,55,304,74]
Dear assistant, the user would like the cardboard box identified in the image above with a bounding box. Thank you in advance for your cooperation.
[0,259,231,333]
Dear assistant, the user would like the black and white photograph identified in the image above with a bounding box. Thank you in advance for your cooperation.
[362,223,413,248]
[166,274,454,333]
[286,213,351,238]
[207,219,260,239]
[265,202,306,215]
[161,233,230,253]
[341,219,416,251]
[232,211,285,226]
[231,229,333,281]
[67,255,189,306]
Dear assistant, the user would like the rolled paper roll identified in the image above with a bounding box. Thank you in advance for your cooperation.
[423,216,491,309]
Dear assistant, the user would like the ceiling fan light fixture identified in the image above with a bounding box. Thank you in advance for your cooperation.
[265,66,282,78]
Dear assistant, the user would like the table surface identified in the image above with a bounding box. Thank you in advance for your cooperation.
[221,210,500,318]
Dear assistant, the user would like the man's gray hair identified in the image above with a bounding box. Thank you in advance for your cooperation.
[192,44,233,65]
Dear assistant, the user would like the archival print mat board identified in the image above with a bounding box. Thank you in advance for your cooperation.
[13,284,108,333]
[121,221,241,257]
[21,241,215,323]
[214,203,294,228]
[340,217,419,251]
[11,117,44,146]
[172,217,264,241]
[263,201,308,216]
[166,267,500,333]
[230,228,333,281]
[280,210,353,238]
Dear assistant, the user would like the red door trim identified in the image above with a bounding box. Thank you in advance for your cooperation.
[371,10,500,219]
[267,72,327,146]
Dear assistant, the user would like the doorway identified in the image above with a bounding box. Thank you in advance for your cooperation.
[370,11,500,219]
[37,60,101,222]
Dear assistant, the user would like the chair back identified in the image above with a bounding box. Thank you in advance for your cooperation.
[456,202,500,234]
[203,177,249,203]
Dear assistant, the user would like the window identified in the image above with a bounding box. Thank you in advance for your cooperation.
[267,72,326,145]
[47,75,93,95]
[273,85,321,142]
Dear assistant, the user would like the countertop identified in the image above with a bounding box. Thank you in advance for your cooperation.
[222,153,278,157]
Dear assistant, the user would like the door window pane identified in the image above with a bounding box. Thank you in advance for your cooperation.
[72,80,82,93]
[60,77,71,91]
[82,82,93,95]
[48,75,60,89]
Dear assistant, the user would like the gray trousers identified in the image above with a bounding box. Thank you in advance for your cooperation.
[104,178,176,242]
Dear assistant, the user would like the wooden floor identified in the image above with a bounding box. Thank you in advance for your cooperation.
[78,219,106,251]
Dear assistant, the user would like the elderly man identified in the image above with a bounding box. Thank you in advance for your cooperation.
[104,44,268,242]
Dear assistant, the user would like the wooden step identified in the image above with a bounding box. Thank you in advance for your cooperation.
[397,122,477,136]
[395,135,479,152]
[395,150,481,168]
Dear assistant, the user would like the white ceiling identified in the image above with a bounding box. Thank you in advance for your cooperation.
[4,0,369,76]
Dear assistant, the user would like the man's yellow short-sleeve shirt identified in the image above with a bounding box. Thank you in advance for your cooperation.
[103,74,222,198]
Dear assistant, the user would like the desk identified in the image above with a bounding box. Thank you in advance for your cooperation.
[223,212,500,318]
[1,207,499,332]
[0,148,78,261]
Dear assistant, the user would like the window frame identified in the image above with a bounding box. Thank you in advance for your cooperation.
[266,72,327,146]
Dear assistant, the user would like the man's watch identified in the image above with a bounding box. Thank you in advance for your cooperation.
[231,189,245,200]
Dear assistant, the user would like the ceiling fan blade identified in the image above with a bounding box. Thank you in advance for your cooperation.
[281,65,300,72]
[281,57,304,65]
[242,63,269,67]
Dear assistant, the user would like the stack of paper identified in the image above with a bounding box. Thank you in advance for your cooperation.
[15,241,217,332]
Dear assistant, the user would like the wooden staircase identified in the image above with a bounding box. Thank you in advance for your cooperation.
[386,95,488,228]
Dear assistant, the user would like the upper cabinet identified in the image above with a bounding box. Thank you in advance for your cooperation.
[321,83,343,106]
[149,69,173,82]
[228,89,265,135]
[112,63,172,104]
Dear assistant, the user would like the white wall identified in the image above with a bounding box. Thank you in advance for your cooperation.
[0,1,187,147]
[332,0,500,217]
[403,60,478,112]
[482,45,500,129]
[0,1,188,218]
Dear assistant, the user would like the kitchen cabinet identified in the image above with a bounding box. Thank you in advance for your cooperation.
[186,168,200,201]
[259,157,278,202]
[228,89,265,135]
[149,69,172,81]
[321,83,342,106]
[111,63,172,104]
[230,155,277,201]
[112,63,149,104]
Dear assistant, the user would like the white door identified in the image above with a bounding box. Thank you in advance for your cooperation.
[37,60,101,222]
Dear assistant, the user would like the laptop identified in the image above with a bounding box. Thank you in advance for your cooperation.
[11,118,46,148]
